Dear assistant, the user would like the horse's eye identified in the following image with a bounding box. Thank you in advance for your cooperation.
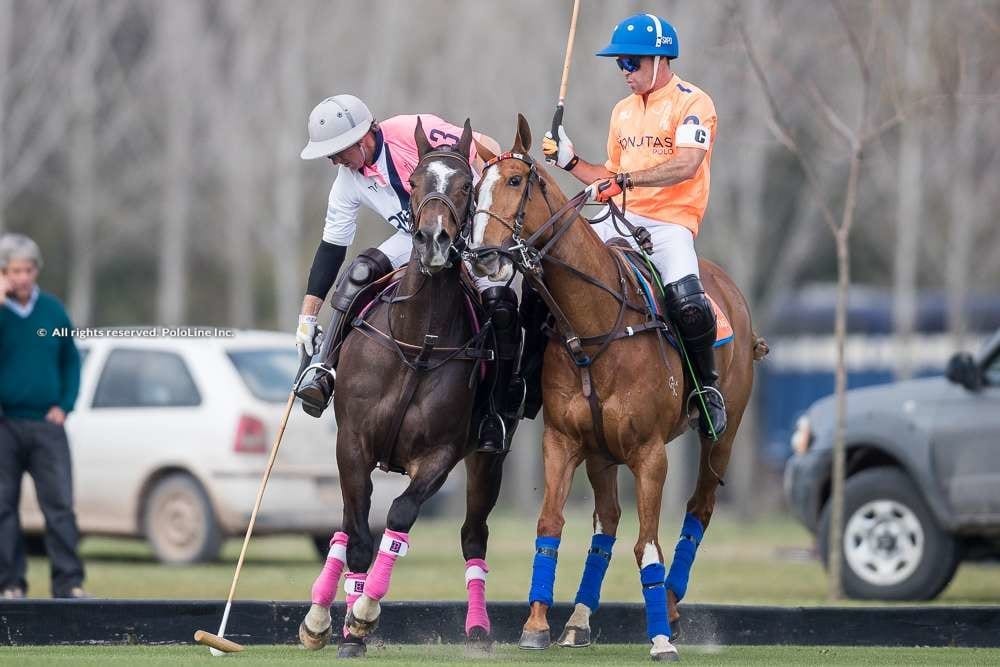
[462,182,472,193]
[507,175,522,187]
[408,179,416,189]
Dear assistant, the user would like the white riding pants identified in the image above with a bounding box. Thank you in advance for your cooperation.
[590,212,700,285]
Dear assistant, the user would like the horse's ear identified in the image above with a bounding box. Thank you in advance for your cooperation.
[414,116,432,157]
[456,118,473,158]
[513,113,532,152]
[474,139,496,164]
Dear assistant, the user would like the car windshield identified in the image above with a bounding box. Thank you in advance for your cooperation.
[227,348,299,403]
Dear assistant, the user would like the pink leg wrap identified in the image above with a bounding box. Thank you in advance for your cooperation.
[343,572,367,638]
[465,558,490,635]
[310,531,349,607]
[362,529,409,601]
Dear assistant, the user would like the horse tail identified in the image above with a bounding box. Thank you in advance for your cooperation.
[751,332,769,361]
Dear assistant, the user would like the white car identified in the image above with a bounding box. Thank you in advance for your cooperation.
[19,329,408,563]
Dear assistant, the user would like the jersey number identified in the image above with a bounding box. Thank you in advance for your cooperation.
[429,128,460,146]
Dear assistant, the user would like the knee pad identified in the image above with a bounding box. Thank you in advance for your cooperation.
[665,274,715,349]
[332,248,393,312]
[350,248,393,285]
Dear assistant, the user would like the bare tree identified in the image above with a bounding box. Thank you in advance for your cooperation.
[738,1,880,599]
[157,1,201,326]
[271,3,309,329]
[66,2,101,325]
[892,0,931,379]
[0,0,10,235]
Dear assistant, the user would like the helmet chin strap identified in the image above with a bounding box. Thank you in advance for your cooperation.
[359,140,368,166]
[646,55,662,94]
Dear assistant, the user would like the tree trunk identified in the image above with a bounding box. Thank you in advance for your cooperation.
[157,1,197,326]
[67,3,99,325]
[272,6,308,329]
[0,1,9,235]
[892,0,930,379]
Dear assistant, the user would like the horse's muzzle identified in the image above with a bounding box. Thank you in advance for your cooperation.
[414,227,453,274]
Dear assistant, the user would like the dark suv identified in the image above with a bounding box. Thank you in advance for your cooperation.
[784,330,1000,600]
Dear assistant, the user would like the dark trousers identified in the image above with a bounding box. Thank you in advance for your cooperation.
[0,417,85,595]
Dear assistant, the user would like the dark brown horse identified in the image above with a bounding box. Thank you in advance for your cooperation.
[297,119,504,658]
[469,115,766,661]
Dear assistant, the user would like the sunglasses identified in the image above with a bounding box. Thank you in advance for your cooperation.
[616,56,642,73]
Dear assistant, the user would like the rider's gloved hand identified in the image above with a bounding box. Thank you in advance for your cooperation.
[542,126,579,170]
[296,314,323,357]
[589,173,632,204]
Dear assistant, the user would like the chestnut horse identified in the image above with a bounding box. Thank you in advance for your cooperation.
[297,119,504,658]
[469,115,766,662]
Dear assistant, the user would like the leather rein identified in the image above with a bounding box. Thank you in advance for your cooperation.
[468,152,670,455]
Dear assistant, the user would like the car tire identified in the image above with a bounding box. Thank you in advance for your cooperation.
[817,466,959,600]
[144,473,223,564]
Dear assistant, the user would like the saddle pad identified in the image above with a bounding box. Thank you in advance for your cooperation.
[625,258,733,348]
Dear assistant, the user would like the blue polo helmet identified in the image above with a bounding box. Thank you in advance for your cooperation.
[595,13,679,59]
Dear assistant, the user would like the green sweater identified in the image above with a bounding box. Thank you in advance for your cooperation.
[0,291,81,420]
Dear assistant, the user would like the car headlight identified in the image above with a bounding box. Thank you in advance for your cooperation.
[791,415,812,456]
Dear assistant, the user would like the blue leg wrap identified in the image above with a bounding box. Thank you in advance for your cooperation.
[665,512,704,602]
[528,536,560,607]
[574,533,615,612]
[640,562,670,641]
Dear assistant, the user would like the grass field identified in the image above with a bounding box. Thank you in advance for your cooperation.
[3,645,1000,666]
[22,509,1000,605]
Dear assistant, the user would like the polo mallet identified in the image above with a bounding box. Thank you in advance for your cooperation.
[550,0,582,141]
[195,346,313,655]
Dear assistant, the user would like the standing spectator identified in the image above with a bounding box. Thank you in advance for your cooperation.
[0,234,88,599]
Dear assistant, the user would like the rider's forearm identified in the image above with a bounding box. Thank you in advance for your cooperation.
[303,241,347,313]
[630,153,702,188]
[566,158,615,185]
[301,295,323,317]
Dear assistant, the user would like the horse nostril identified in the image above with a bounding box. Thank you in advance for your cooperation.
[413,229,427,245]
[435,229,450,246]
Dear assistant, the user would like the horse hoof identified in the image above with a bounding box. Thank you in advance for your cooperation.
[650,636,679,662]
[464,626,494,657]
[556,624,591,648]
[299,620,332,650]
[651,650,680,662]
[345,607,380,638]
[518,629,551,650]
[337,634,367,659]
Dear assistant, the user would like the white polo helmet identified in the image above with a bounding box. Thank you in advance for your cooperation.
[300,94,374,160]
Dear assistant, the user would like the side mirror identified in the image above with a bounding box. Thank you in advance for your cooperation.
[946,352,982,392]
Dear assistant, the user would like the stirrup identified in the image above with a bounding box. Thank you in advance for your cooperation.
[686,385,726,439]
[294,364,336,417]
[476,413,508,454]
[294,363,335,392]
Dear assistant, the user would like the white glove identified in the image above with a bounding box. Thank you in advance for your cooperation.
[296,315,323,357]
[542,126,577,169]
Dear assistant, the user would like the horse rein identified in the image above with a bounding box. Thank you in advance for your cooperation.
[470,152,651,368]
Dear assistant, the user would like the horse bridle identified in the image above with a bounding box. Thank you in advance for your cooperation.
[408,149,476,270]
[470,151,654,369]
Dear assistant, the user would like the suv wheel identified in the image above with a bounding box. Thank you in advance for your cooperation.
[144,473,223,564]
[818,467,959,600]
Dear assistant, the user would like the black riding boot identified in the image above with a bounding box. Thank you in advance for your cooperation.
[665,274,727,439]
[296,248,394,418]
[477,286,524,453]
